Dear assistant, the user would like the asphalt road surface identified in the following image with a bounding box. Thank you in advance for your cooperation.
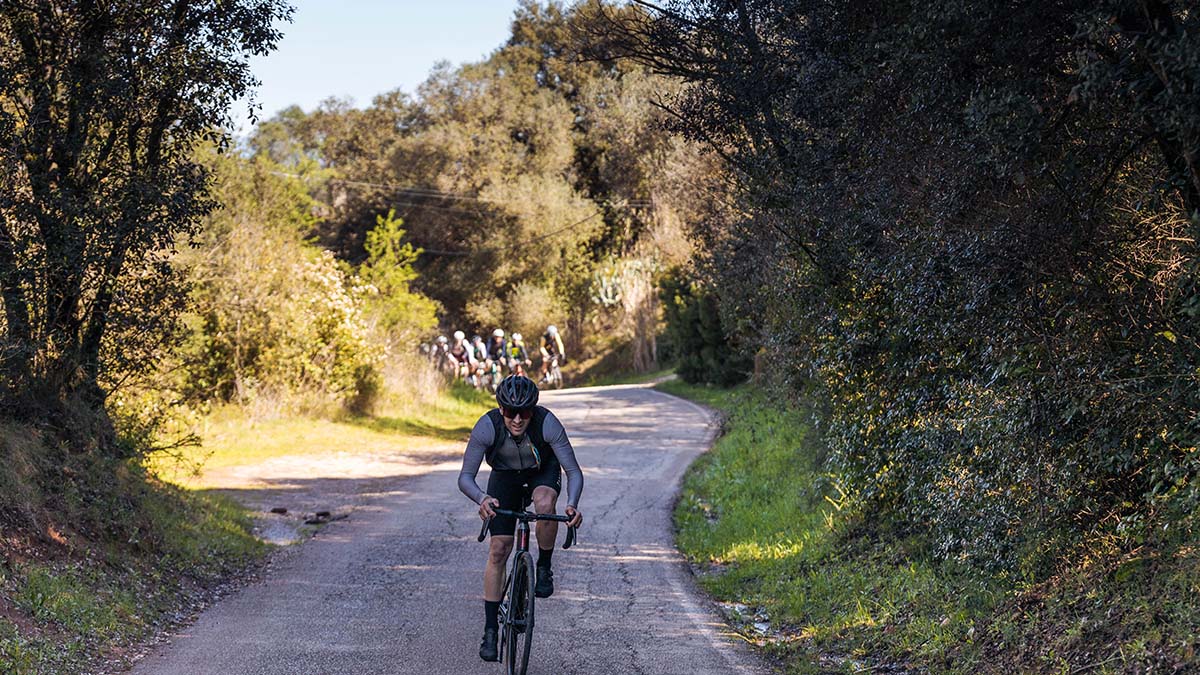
[128,384,771,675]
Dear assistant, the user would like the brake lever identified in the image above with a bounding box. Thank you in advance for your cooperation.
[478,517,492,542]
[563,525,577,550]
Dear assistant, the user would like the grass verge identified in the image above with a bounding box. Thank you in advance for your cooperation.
[151,382,493,481]
[0,429,265,675]
[580,367,676,388]
[2,383,494,674]
[658,379,1200,674]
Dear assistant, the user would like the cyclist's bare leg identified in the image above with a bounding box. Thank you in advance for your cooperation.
[484,535,514,601]
[531,486,560,549]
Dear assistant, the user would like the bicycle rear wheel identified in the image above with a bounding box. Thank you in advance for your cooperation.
[504,551,536,675]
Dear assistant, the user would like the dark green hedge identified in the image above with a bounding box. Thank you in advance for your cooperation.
[659,269,752,387]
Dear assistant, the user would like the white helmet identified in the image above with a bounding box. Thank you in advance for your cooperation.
[512,333,523,341]
[436,335,448,344]
[453,330,465,341]
[547,325,558,336]
[493,328,505,338]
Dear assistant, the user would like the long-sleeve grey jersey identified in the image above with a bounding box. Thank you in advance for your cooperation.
[457,410,584,508]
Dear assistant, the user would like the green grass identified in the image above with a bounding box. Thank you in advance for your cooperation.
[655,377,733,408]
[2,383,492,674]
[657,380,1200,674]
[581,367,676,387]
[151,382,493,481]
[0,469,265,675]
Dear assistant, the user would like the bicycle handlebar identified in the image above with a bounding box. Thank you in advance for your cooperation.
[476,509,578,549]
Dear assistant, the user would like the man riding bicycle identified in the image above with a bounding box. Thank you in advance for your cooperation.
[457,375,584,662]
[506,333,532,376]
[431,335,453,374]
[486,328,508,369]
[449,330,477,382]
[539,325,565,383]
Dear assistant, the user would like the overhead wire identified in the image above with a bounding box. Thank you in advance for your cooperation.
[272,170,656,208]
[418,211,604,257]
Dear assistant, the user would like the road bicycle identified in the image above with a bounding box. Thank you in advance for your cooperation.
[477,508,577,675]
[508,357,531,378]
[540,355,563,390]
[484,358,504,392]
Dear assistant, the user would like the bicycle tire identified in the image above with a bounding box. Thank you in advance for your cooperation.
[505,552,536,675]
[498,569,511,665]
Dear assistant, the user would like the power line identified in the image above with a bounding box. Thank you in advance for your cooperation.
[271,170,656,208]
[419,211,604,257]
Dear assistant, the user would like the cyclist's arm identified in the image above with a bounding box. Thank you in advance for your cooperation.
[457,414,497,504]
[542,410,583,508]
[554,335,565,358]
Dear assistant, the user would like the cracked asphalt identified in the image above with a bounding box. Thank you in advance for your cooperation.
[126,384,771,675]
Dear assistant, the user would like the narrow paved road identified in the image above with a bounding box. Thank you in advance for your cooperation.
[129,384,770,675]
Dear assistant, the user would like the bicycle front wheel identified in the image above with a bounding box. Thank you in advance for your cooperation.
[505,551,536,675]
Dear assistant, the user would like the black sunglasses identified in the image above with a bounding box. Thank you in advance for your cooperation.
[501,407,534,420]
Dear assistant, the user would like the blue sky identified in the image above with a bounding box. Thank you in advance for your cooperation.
[239,1,525,127]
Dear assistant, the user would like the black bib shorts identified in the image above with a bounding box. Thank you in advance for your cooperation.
[485,455,562,536]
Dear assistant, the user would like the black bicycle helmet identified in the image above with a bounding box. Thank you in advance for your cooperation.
[495,375,539,410]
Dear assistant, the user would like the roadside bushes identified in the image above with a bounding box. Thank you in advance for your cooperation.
[612,0,1200,571]
[171,152,438,416]
[173,152,379,412]
[659,268,751,387]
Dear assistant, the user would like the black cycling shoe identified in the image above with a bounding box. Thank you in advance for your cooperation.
[479,627,499,662]
[535,566,554,598]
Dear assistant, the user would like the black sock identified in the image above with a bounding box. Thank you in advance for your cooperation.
[537,547,554,569]
[484,600,500,631]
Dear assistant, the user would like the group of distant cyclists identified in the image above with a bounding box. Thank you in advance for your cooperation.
[428,325,567,391]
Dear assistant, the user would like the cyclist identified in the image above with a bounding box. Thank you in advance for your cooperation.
[539,325,565,382]
[431,335,452,374]
[449,330,477,382]
[470,334,491,389]
[483,329,508,390]
[471,334,489,364]
[507,332,531,376]
[486,328,507,368]
[457,375,584,662]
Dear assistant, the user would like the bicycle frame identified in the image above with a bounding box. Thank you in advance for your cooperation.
[477,509,577,674]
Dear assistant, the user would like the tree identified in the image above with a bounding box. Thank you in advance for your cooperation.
[359,209,439,344]
[247,1,721,373]
[605,0,1200,567]
[0,0,291,427]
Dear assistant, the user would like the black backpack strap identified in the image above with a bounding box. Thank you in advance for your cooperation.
[485,408,506,467]
[528,406,555,462]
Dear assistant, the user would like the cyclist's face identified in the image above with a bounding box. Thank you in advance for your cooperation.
[503,411,530,436]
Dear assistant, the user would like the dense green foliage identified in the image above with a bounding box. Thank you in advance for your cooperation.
[613,0,1200,571]
[249,1,722,368]
[359,209,440,344]
[169,151,436,413]
[664,381,1200,673]
[658,269,750,386]
[0,0,290,432]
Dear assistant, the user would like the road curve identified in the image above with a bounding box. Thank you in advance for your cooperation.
[127,384,771,675]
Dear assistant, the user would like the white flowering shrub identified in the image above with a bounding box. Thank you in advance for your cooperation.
[174,152,383,412]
